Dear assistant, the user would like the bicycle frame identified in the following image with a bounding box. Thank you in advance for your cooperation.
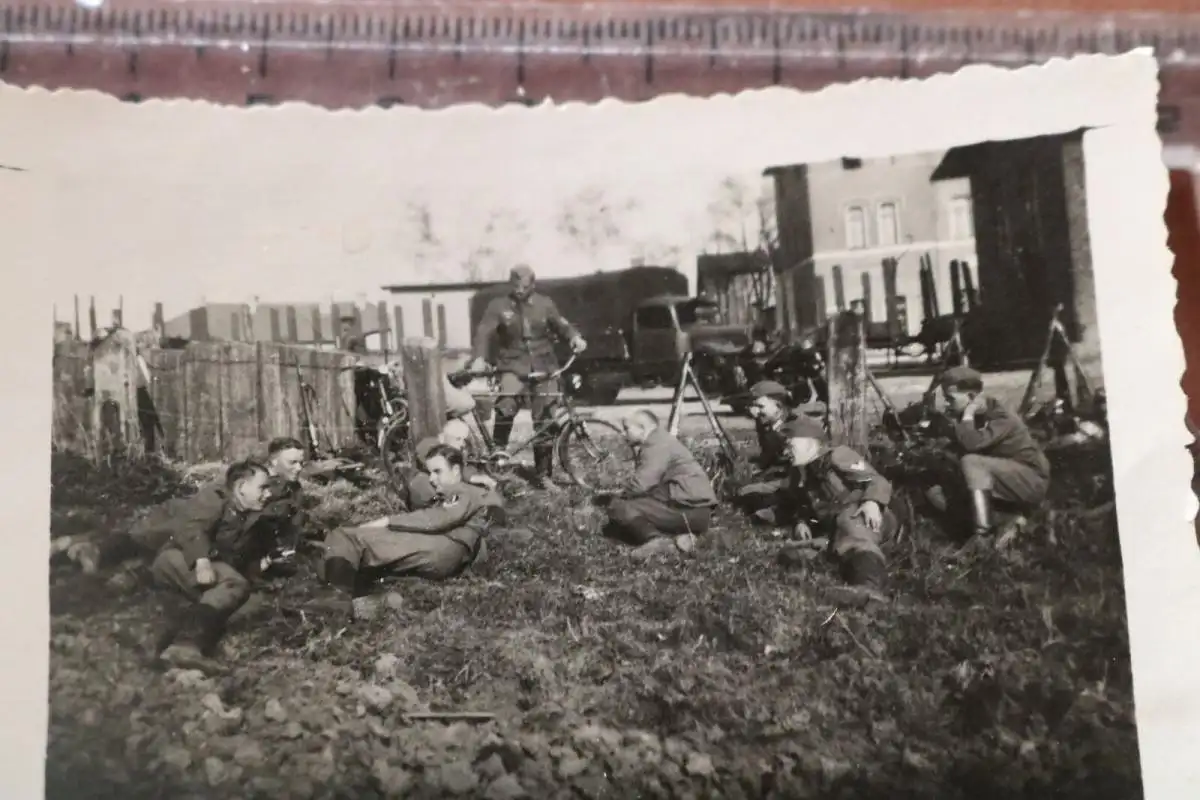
[457,354,584,466]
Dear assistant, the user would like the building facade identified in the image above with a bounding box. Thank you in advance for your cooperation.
[931,130,1099,369]
[767,151,979,338]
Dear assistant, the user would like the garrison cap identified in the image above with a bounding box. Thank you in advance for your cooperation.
[749,380,789,401]
[510,264,535,281]
[782,414,827,441]
[939,365,984,391]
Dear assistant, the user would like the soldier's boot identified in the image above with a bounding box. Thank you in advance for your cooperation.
[530,442,561,492]
[491,414,516,451]
[158,605,229,676]
[826,552,889,608]
[969,490,993,536]
[306,557,358,617]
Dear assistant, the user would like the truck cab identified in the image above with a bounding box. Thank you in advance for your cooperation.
[627,295,753,386]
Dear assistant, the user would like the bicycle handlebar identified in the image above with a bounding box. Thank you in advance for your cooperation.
[448,352,579,388]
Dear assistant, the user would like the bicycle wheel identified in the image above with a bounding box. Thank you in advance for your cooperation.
[380,418,417,491]
[555,417,634,491]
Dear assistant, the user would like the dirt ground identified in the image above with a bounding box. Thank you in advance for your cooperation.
[45,407,1137,800]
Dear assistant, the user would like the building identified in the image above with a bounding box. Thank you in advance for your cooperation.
[929,130,1099,369]
[766,151,979,338]
[161,301,400,350]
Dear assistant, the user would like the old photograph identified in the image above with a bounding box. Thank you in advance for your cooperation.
[2,51,1187,798]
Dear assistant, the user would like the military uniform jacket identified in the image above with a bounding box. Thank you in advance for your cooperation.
[386,481,505,557]
[953,397,1051,480]
[472,291,579,376]
[797,446,894,523]
[627,427,717,508]
[154,484,276,573]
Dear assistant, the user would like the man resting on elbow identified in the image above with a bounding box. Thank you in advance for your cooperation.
[601,409,717,560]
[309,445,504,622]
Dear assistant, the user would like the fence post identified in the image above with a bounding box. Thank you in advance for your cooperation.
[89,328,145,460]
[826,310,869,453]
[401,337,446,444]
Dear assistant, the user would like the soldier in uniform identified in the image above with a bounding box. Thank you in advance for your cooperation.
[54,436,313,578]
[310,445,505,621]
[149,460,274,673]
[600,409,717,559]
[733,380,813,534]
[927,366,1051,545]
[469,264,588,490]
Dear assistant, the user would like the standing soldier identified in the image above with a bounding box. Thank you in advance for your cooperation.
[469,264,588,491]
[928,366,1051,547]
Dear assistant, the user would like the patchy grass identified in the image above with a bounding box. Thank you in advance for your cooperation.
[45,435,1138,800]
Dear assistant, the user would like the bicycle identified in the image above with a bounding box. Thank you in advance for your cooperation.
[434,353,634,492]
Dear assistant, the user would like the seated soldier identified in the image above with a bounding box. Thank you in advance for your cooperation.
[734,380,814,535]
[150,460,275,674]
[400,427,500,512]
[310,444,504,622]
[55,436,313,578]
[601,410,717,559]
[774,413,897,607]
[928,366,1051,544]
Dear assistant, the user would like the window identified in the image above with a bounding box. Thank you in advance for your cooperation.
[676,300,722,327]
[845,205,867,250]
[948,195,974,240]
[635,305,675,330]
[876,202,899,247]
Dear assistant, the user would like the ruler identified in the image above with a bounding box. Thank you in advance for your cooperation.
[3,1,1200,143]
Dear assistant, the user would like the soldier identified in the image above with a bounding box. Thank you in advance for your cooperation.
[150,460,274,673]
[310,445,504,621]
[760,401,897,607]
[733,380,812,534]
[400,433,500,512]
[601,409,717,559]
[469,264,588,491]
[928,366,1051,545]
[55,436,313,578]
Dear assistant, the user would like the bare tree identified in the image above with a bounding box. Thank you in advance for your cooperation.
[705,177,780,268]
[556,187,639,261]
[462,209,531,282]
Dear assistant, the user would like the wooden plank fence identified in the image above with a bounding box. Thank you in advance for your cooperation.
[52,334,447,464]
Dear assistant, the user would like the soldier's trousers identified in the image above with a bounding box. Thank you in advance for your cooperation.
[493,373,561,472]
[829,505,898,562]
[322,525,485,584]
[960,454,1049,511]
[605,496,712,546]
[150,548,252,616]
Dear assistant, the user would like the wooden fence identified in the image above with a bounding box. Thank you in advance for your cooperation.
[52,332,447,464]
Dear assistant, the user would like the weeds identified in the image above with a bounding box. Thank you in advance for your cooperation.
[45,434,1138,799]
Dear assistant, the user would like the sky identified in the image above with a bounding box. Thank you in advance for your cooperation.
[3,88,782,346]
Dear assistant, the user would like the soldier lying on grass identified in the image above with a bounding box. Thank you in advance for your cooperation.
[309,444,505,622]
[397,429,500,512]
[53,436,314,581]
[595,409,717,560]
[924,366,1051,549]
[150,459,277,674]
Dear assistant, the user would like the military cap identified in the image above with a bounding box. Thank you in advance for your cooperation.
[510,264,535,281]
[781,414,827,441]
[939,365,984,392]
[749,380,789,401]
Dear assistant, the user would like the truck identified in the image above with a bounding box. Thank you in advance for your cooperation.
[468,266,757,405]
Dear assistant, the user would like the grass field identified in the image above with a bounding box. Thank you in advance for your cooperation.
[46,424,1137,800]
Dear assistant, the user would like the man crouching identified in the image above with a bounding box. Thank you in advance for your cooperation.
[928,366,1050,547]
[600,410,717,559]
[310,445,503,621]
[151,460,273,674]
